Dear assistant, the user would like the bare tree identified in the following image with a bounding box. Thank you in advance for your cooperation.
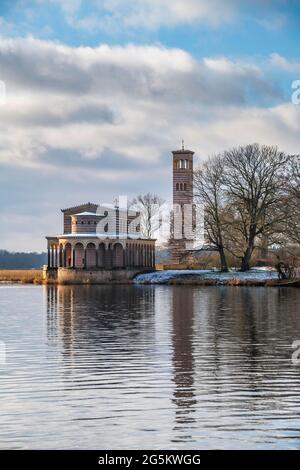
[194,156,229,272]
[223,143,289,271]
[130,193,165,239]
[284,155,300,246]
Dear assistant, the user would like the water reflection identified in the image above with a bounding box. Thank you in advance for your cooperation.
[171,287,197,443]
[1,284,300,449]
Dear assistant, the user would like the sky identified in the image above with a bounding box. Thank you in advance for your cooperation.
[0,0,300,251]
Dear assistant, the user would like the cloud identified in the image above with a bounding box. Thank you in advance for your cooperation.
[0,37,297,250]
[0,38,281,169]
[0,0,292,44]
[45,0,289,34]
[52,0,237,31]
[270,53,300,74]
[255,13,288,32]
[188,103,300,158]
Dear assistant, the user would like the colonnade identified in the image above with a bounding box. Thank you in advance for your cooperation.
[47,240,155,269]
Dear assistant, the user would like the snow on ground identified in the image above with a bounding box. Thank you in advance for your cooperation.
[134,269,278,284]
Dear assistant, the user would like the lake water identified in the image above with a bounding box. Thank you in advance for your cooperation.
[0,284,300,450]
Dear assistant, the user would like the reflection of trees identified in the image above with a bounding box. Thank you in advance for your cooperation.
[170,285,300,444]
[193,286,300,416]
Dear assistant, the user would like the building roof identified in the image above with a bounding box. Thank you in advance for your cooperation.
[61,202,98,213]
[61,203,139,217]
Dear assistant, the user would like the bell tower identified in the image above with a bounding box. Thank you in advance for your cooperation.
[169,142,195,262]
[172,140,194,206]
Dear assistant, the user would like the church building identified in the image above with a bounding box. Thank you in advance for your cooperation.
[44,143,197,283]
[45,202,156,284]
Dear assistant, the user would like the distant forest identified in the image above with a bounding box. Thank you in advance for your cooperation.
[0,250,47,269]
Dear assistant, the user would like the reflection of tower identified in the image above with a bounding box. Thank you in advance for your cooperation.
[171,286,197,440]
[169,142,195,261]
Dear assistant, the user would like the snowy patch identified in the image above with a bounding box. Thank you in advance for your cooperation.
[134,269,278,285]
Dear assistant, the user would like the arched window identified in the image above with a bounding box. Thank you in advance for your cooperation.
[74,243,84,268]
[86,243,96,268]
[98,243,105,268]
[113,243,124,268]
[176,183,179,191]
[180,183,183,191]
[65,243,72,268]
[184,183,187,191]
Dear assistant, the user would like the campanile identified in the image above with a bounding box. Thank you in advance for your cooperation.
[169,142,195,261]
[172,142,194,206]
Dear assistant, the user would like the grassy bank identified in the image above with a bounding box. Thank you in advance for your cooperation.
[168,278,267,286]
[0,269,43,284]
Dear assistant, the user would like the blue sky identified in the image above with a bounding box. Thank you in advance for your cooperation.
[0,0,299,250]
[1,0,299,58]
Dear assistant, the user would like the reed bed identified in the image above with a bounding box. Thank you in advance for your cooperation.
[0,270,43,284]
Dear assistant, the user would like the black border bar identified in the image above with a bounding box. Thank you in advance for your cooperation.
[0,450,298,467]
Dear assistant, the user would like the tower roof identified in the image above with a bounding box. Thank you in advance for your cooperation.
[172,140,194,155]
[172,149,194,155]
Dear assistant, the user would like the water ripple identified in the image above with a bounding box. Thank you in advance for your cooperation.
[0,284,300,449]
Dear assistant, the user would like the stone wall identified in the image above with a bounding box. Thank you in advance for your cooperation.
[45,267,153,285]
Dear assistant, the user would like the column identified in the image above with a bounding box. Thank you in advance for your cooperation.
[135,244,138,267]
[141,244,145,267]
[58,246,62,268]
[55,246,58,268]
[123,245,126,268]
[48,247,51,268]
[72,247,75,268]
[84,248,87,269]
[105,245,111,269]
[129,245,132,267]
[51,246,54,268]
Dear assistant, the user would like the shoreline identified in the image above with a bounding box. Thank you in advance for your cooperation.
[0,269,297,287]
